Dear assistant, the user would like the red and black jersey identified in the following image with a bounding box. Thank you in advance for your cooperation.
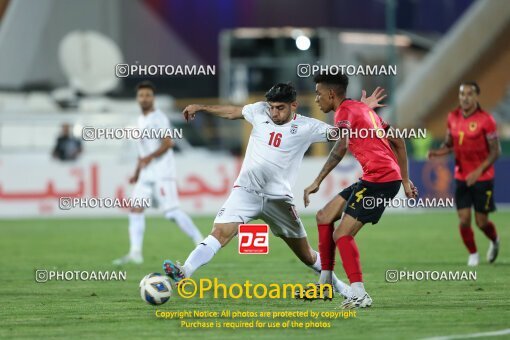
[447,107,498,181]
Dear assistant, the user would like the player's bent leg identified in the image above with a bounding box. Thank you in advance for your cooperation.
[280,236,332,300]
[457,208,478,266]
[474,211,489,230]
[474,212,499,263]
[316,195,347,225]
[281,236,352,300]
[163,222,239,283]
[115,178,152,265]
[280,235,316,266]
[113,206,145,265]
[210,222,240,247]
[333,213,364,240]
[316,194,348,284]
[455,180,479,265]
[159,179,204,245]
[164,208,204,245]
[333,214,372,309]
[457,208,472,227]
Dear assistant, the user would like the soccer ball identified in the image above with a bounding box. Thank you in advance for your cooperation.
[139,273,172,305]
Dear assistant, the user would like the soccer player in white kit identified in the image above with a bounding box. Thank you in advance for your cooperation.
[163,83,383,297]
[113,81,203,265]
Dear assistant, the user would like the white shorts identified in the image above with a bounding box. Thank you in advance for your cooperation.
[214,187,306,238]
[131,178,180,211]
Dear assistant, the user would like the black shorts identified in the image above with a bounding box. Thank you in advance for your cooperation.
[455,180,496,213]
[339,180,402,225]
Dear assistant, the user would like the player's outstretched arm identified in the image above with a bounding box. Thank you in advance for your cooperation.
[387,129,417,198]
[428,130,453,158]
[360,87,387,109]
[183,104,244,121]
[304,137,348,207]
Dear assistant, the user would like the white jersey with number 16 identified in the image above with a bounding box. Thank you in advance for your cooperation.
[234,101,331,198]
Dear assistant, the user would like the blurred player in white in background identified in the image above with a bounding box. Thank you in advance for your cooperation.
[113,81,203,265]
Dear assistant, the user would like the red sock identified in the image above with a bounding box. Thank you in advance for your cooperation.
[480,221,498,242]
[336,235,362,283]
[459,226,477,254]
[318,223,335,270]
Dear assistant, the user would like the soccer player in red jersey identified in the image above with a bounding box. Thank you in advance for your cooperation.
[303,73,417,309]
[429,82,500,267]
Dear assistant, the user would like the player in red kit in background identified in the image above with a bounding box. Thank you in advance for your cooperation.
[429,82,501,267]
[303,73,417,309]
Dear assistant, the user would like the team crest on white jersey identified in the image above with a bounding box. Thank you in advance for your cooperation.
[290,124,298,134]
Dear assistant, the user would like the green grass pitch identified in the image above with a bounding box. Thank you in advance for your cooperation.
[1,212,508,339]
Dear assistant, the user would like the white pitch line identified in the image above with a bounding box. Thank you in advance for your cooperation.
[422,328,510,340]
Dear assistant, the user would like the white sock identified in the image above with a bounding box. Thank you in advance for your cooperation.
[308,250,322,273]
[309,250,333,284]
[319,270,333,284]
[351,282,366,297]
[332,275,352,298]
[182,235,222,277]
[309,250,351,296]
[164,209,203,244]
[128,212,145,255]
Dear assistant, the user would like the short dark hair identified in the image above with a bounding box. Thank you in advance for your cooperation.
[136,80,156,94]
[265,82,297,103]
[460,81,480,95]
[313,73,349,96]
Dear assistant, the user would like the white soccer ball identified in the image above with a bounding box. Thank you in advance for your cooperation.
[139,273,172,305]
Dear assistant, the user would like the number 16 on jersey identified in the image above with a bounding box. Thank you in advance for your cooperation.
[268,132,282,147]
